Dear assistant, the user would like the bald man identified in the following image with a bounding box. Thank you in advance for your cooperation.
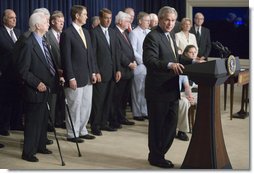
[0,9,22,136]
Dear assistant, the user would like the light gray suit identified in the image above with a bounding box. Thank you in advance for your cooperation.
[129,26,150,117]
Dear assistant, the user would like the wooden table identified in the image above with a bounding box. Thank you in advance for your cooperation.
[224,69,249,120]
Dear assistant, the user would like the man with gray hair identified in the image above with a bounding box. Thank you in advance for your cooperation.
[129,12,150,121]
[143,6,193,168]
[91,16,100,29]
[16,12,58,162]
[149,13,158,29]
[109,11,136,127]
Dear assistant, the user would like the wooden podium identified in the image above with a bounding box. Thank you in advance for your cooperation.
[181,58,240,169]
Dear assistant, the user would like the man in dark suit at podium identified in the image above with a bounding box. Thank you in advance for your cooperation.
[143,6,192,168]
[190,12,211,60]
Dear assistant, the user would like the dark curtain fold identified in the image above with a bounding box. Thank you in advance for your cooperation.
[0,0,185,32]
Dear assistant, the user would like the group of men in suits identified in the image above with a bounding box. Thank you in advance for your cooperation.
[0,4,212,168]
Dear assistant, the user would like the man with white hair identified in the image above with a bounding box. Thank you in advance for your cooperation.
[149,13,158,29]
[109,11,136,127]
[16,12,58,162]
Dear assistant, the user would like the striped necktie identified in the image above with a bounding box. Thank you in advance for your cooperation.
[42,39,56,76]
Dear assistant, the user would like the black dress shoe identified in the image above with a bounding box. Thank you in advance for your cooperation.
[0,144,4,148]
[46,139,54,145]
[22,154,39,162]
[38,149,52,154]
[11,126,24,131]
[67,137,84,143]
[165,160,175,168]
[80,134,96,139]
[176,131,189,141]
[55,123,66,129]
[109,123,122,129]
[91,128,102,136]
[143,116,149,120]
[133,116,145,121]
[47,125,54,132]
[0,130,10,136]
[120,118,135,125]
[101,126,117,131]
[148,159,174,168]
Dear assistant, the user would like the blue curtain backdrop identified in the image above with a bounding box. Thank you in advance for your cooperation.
[0,0,185,32]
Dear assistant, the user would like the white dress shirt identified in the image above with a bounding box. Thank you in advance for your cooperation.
[175,31,198,53]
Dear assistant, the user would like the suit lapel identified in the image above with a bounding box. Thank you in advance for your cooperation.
[31,36,49,69]
[48,30,59,49]
[98,27,110,49]
[158,28,177,62]
[71,25,87,50]
[13,28,21,39]
[1,27,14,44]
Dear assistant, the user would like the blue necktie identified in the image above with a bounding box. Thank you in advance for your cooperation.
[105,29,110,46]
[10,30,17,43]
[42,39,56,76]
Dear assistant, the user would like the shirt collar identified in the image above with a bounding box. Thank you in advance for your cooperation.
[4,25,14,33]
[100,25,108,32]
[72,22,82,32]
[116,25,125,33]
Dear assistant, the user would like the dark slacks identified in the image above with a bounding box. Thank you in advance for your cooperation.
[22,101,49,157]
[113,78,132,123]
[147,100,179,162]
[90,80,115,128]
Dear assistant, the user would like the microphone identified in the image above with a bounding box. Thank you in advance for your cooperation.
[212,41,231,58]
[216,41,226,52]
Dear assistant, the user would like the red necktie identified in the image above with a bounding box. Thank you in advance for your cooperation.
[122,32,130,46]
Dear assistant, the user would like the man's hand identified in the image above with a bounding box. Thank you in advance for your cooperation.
[69,79,77,90]
[37,82,47,92]
[128,61,137,70]
[115,71,121,83]
[59,77,65,86]
[170,63,185,75]
[96,73,102,83]
[186,95,195,105]
[91,74,97,84]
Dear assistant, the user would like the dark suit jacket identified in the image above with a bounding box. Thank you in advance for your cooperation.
[0,26,21,100]
[143,26,192,102]
[16,33,58,103]
[46,29,61,70]
[0,26,21,79]
[90,26,120,82]
[60,25,97,87]
[114,27,135,80]
[190,26,211,58]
